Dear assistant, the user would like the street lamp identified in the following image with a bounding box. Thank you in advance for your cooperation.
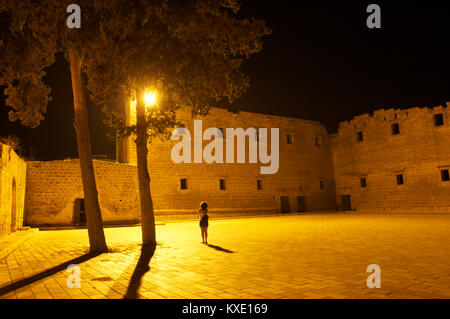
[144,91,157,107]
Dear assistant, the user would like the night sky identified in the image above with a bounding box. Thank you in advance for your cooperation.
[1,0,449,160]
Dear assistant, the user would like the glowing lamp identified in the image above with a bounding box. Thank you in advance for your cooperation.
[144,92,157,107]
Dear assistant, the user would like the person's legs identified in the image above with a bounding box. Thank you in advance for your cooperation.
[204,226,208,244]
[201,227,205,243]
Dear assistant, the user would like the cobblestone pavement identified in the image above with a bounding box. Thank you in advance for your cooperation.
[1,212,450,299]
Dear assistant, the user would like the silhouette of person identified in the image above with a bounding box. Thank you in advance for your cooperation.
[199,201,209,244]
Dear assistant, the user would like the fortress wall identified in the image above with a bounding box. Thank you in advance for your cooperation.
[332,103,450,212]
[20,100,450,227]
[24,160,140,226]
[24,106,337,227]
[0,144,27,233]
[122,106,337,214]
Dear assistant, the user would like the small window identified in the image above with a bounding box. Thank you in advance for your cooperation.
[391,123,400,135]
[180,178,187,190]
[434,113,444,126]
[441,169,450,181]
[396,174,404,185]
[315,136,321,146]
[360,177,367,188]
[319,180,324,190]
[219,179,226,190]
[257,179,263,190]
[357,131,363,142]
[79,198,85,211]
[74,198,86,226]
[286,134,293,144]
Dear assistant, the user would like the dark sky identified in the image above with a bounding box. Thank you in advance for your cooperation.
[1,0,450,160]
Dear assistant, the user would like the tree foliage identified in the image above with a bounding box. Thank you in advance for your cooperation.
[0,14,53,128]
[0,135,22,155]
[85,0,271,137]
[0,1,85,126]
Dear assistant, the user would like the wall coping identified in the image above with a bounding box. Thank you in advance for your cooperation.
[26,158,137,168]
[336,102,450,132]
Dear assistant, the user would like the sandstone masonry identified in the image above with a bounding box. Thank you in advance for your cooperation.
[0,144,26,233]
[3,102,449,230]
[332,102,450,212]
[24,160,140,227]
[121,106,337,215]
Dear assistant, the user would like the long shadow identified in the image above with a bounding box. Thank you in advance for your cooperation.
[206,243,234,253]
[123,244,156,299]
[0,253,100,297]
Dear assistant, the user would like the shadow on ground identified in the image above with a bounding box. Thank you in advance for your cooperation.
[0,253,100,297]
[206,243,234,253]
[123,244,156,299]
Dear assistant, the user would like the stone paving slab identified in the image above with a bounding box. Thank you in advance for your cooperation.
[0,212,450,299]
[0,229,39,260]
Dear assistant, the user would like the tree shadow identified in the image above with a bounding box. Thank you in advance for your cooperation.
[123,243,156,299]
[0,253,100,297]
[206,243,234,253]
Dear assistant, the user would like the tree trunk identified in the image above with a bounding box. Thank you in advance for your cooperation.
[68,47,108,254]
[135,86,156,245]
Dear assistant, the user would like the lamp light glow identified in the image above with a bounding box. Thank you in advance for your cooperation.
[144,92,157,106]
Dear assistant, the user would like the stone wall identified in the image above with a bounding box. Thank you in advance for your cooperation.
[0,143,27,233]
[16,101,450,227]
[24,160,140,226]
[25,102,339,227]
[120,106,337,214]
[332,103,450,212]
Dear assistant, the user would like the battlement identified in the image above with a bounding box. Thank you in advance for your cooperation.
[128,103,327,131]
[337,102,450,133]
[332,101,450,212]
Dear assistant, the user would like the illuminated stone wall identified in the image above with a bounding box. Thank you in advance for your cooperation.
[21,102,450,227]
[24,160,141,226]
[332,103,450,212]
[121,106,337,215]
[0,143,27,233]
[24,103,337,227]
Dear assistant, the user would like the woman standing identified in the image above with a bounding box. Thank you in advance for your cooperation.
[199,201,209,244]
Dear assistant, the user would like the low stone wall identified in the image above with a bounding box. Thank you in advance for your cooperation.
[0,144,27,233]
[24,160,141,226]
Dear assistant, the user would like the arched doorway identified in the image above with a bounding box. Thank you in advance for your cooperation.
[11,178,17,232]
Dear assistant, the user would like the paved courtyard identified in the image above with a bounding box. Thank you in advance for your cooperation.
[1,212,450,299]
